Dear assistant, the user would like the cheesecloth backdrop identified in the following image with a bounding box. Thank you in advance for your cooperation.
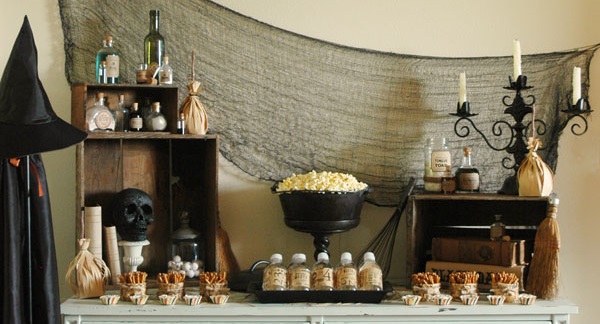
[59,0,598,206]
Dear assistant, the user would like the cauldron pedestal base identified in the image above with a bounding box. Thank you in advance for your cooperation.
[311,233,331,261]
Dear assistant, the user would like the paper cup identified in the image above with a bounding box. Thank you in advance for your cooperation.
[519,293,537,305]
[402,294,421,306]
[99,295,120,305]
[460,294,479,305]
[487,294,505,305]
[159,294,178,306]
[210,294,229,304]
[433,294,453,306]
[184,294,202,306]
[129,294,149,305]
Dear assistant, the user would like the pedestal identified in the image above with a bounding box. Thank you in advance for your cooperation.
[119,240,149,272]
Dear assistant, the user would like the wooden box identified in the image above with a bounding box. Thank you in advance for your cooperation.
[71,83,219,275]
[431,237,526,267]
[404,193,548,287]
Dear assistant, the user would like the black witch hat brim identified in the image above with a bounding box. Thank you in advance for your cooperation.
[0,16,86,159]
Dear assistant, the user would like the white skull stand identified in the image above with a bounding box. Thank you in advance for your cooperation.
[119,240,150,272]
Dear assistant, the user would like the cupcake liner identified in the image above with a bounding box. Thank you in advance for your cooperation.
[184,294,202,306]
[519,294,537,305]
[487,294,505,305]
[460,294,479,305]
[210,294,229,304]
[159,294,178,306]
[129,294,149,305]
[99,295,120,305]
[433,294,453,306]
[402,294,421,306]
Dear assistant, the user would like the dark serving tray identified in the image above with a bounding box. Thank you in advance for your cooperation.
[251,281,392,304]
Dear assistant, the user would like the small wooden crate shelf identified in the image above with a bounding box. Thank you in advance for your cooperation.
[404,193,549,287]
[71,83,219,275]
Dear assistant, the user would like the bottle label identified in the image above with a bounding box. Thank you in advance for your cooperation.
[159,70,173,84]
[263,267,286,290]
[359,266,383,289]
[289,268,310,289]
[335,267,357,288]
[106,55,120,78]
[459,173,480,190]
[94,110,114,130]
[130,116,143,130]
[431,150,451,172]
[311,268,334,289]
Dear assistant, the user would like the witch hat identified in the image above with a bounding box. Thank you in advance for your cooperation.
[0,16,87,159]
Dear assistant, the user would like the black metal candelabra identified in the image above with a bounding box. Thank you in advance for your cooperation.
[450,75,592,195]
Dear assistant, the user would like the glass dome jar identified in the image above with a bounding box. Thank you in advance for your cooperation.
[170,211,201,263]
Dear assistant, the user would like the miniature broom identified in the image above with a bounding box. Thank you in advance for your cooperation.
[65,211,110,298]
[526,196,560,299]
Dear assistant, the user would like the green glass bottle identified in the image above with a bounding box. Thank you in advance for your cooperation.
[144,10,165,79]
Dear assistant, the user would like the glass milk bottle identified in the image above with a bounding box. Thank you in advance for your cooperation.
[262,253,287,291]
[311,252,334,291]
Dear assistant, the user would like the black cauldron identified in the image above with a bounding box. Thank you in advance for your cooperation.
[272,184,369,260]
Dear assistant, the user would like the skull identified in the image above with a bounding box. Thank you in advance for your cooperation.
[111,188,154,241]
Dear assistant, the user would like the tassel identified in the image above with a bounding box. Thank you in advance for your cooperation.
[526,196,560,299]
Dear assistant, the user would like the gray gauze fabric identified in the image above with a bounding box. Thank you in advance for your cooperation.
[59,0,597,206]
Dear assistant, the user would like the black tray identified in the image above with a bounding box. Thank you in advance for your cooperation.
[251,281,392,303]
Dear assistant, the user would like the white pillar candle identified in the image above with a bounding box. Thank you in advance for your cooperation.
[513,39,522,80]
[572,66,581,105]
[459,72,467,104]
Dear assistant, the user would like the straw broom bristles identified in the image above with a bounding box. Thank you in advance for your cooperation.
[526,198,560,299]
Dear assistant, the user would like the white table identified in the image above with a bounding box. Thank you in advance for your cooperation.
[61,291,578,324]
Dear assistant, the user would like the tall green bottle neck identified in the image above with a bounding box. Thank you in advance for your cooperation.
[149,13,160,33]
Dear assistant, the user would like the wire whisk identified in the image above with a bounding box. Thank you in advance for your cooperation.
[355,177,416,279]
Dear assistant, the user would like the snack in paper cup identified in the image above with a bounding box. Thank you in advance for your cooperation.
[99,295,120,305]
[487,294,505,305]
[519,293,537,305]
[402,294,421,306]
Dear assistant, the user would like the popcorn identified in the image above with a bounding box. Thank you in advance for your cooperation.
[276,170,368,192]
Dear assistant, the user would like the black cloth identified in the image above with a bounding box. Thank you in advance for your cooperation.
[1,155,60,324]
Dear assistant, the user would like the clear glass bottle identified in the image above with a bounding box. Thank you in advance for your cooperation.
[177,112,186,134]
[335,252,357,291]
[113,94,129,132]
[287,253,310,291]
[455,146,480,192]
[159,56,173,85]
[358,252,383,291]
[98,61,107,84]
[145,102,167,131]
[490,214,506,241]
[424,138,451,192]
[144,10,165,77]
[311,252,334,291]
[95,36,120,84]
[129,102,143,131]
[86,92,115,132]
[262,253,287,291]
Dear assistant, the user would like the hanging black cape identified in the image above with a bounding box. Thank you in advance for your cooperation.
[1,155,61,324]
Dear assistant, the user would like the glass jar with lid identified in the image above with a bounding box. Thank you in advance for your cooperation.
[424,138,451,192]
[170,211,202,264]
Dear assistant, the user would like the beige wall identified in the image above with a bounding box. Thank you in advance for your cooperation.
[2,0,599,323]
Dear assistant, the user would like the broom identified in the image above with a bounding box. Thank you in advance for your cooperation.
[526,196,560,299]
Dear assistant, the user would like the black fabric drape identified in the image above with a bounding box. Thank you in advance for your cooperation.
[1,155,60,324]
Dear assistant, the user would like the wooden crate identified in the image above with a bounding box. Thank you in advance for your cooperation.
[71,83,219,275]
[404,193,549,287]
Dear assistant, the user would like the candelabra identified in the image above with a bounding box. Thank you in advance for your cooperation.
[451,75,592,195]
